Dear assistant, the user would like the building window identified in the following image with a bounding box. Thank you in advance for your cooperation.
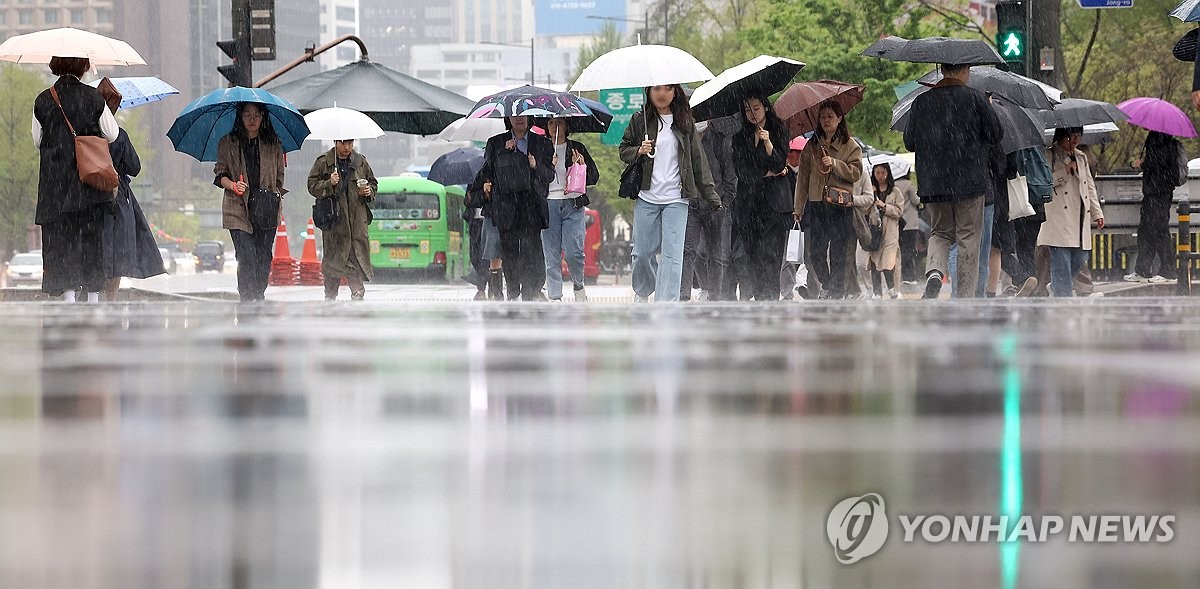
[415,70,440,79]
[19,10,32,25]
[444,70,468,80]
[44,9,59,24]
[70,9,84,24]
[444,53,467,63]
[336,6,355,21]
[96,8,110,23]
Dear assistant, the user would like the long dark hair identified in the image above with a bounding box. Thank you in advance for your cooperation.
[229,102,280,145]
[739,93,787,139]
[815,100,851,145]
[871,163,895,195]
[642,84,694,134]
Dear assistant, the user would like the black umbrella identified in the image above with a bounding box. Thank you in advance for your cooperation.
[1039,98,1128,129]
[891,89,1043,154]
[690,55,806,121]
[428,147,484,186]
[862,35,1004,66]
[917,67,1060,110]
[266,59,475,135]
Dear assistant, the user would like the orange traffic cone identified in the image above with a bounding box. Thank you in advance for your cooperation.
[298,218,324,286]
[268,217,299,286]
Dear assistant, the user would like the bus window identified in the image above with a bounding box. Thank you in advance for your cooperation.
[447,195,463,233]
[372,192,441,220]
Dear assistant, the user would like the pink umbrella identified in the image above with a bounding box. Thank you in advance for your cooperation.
[789,136,808,151]
[1116,97,1198,138]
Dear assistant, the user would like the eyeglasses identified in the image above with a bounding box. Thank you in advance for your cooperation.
[242,113,263,120]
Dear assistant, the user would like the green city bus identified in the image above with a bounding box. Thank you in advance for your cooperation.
[368,174,468,282]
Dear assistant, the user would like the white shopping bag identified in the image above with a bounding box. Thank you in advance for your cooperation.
[785,222,803,263]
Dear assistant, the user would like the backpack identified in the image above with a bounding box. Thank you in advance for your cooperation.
[1017,148,1053,204]
[1174,142,1189,188]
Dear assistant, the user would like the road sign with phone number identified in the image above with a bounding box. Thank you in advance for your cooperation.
[600,88,645,146]
[1077,0,1132,8]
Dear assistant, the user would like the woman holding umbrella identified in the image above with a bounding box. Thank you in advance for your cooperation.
[731,92,792,301]
[541,117,599,302]
[214,102,287,302]
[1039,128,1104,297]
[307,138,379,301]
[620,84,722,302]
[793,101,863,299]
[33,56,120,303]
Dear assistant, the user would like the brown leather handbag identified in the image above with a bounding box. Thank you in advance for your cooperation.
[50,87,119,194]
[817,144,854,207]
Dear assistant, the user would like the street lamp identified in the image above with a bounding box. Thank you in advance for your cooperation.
[480,38,535,85]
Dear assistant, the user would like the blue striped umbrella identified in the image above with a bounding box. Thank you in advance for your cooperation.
[88,76,179,109]
[1171,0,1200,22]
[167,86,309,162]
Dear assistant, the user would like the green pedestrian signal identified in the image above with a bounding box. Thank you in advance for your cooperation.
[997,30,1024,62]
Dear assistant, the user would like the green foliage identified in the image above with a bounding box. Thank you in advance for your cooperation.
[0,65,45,257]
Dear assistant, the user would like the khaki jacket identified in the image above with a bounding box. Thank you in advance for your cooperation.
[619,111,721,209]
[215,134,288,234]
[1038,146,1103,250]
[308,149,378,280]
[793,135,863,218]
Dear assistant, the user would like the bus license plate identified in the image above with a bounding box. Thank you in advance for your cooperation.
[389,247,411,260]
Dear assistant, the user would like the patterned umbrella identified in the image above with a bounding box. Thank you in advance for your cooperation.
[468,85,594,120]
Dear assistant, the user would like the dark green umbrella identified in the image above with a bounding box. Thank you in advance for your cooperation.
[266,59,475,135]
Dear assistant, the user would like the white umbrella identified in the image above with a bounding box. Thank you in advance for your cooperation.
[0,27,145,66]
[303,105,385,141]
[434,117,505,142]
[863,153,913,178]
[570,41,715,92]
[1041,122,1119,146]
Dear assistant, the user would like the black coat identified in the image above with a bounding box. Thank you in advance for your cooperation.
[479,131,555,232]
[106,130,165,280]
[903,80,1004,203]
[34,76,112,225]
[702,116,740,206]
[1142,132,1180,196]
[731,122,792,215]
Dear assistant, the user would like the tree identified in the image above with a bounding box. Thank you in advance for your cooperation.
[0,65,45,258]
[574,23,638,229]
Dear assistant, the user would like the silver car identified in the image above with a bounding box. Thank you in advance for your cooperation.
[5,252,43,287]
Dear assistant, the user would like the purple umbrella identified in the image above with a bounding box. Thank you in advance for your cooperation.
[1117,97,1198,138]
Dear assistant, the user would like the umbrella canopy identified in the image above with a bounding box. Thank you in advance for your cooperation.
[571,42,714,92]
[560,97,613,134]
[1171,0,1200,22]
[1039,98,1128,129]
[0,27,146,66]
[303,105,385,141]
[917,67,1061,109]
[86,76,179,109]
[428,147,485,186]
[267,59,474,135]
[1118,97,1198,138]
[862,152,913,178]
[468,85,592,119]
[775,80,866,137]
[690,55,806,121]
[992,97,1046,153]
[435,117,506,142]
[167,86,309,162]
[861,35,1004,66]
[789,136,809,151]
[1043,122,1119,146]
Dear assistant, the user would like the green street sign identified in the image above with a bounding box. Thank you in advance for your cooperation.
[599,88,645,146]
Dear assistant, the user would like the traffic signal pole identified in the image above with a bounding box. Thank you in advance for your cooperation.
[217,0,252,87]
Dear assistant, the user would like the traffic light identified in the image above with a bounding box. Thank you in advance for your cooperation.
[995,0,1027,73]
[217,37,252,87]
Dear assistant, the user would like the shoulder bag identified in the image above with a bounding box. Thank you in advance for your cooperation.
[818,144,853,208]
[248,187,281,232]
[50,87,119,194]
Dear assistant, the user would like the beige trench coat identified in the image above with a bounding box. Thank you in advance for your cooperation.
[1038,146,1103,250]
[307,149,378,280]
[866,187,906,271]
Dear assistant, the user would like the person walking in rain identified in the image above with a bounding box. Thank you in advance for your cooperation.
[480,115,555,301]
[94,80,165,301]
[541,118,599,302]
[214,102,287,302]
[904,63,1003,299]
[1040,128,1105,297]
[731,93,793,301]
[683,115,737,301]
[866,163,906,299]
[307,139,378,301]
[896,170,921,284]
[620,84,722,302]
[33,57,120,303]
[793,101,863,299]
[1127,131,1184,283]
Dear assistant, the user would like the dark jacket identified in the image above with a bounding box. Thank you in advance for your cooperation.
[307,149,378,280]
[701,115,739,206]
[731,121,792,215]
[619,111,722,209]
[479,130,555,232]
[106,129,165,280]
[34,76,112,225]
[1142,131,1181,196]
[903,79,1004,203]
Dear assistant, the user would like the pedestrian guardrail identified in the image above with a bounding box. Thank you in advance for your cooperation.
[1177,199,1200,295]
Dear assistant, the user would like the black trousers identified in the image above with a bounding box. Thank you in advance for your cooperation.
[1135,193,1177,279]
[681,205,732,300]
[900,229,921,282]
[808,201,854,297]
[745,210,792,301]
[499,227,545,300]
[230,228,274,301]
[1013,217,1042,287]
[41,205,111,295]
[468,217,486,288]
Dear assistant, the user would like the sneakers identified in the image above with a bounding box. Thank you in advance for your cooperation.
[1014,277,1038,298]
[923,271,944,299]
[887,288,899,300]
[574,284,588,302]
[633,294,649,303]
[1149,275,1169,284]
[794,285,809,299]
[695,290,710,301]
[1124,273,1150,283]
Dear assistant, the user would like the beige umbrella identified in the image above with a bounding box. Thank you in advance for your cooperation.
[0,27,146,66]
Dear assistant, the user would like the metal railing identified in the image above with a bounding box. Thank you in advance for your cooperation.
[1177,199,1200,295]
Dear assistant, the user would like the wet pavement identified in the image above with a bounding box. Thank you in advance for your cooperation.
[0,298,1198,589]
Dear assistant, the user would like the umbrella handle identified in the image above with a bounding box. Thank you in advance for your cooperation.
[644,133,656,159]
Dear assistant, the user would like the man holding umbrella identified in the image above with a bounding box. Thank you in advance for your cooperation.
[307,139,379,301]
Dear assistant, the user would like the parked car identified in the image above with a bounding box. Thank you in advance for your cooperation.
[5,251,43,287]
[159,247,177,274]
[194,241,225,273]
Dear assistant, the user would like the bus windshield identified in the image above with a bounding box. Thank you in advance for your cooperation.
[372,192,442,220]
